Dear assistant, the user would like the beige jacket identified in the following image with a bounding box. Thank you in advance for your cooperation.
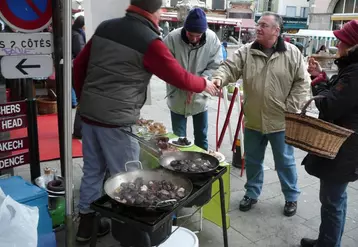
[213,37,310,134]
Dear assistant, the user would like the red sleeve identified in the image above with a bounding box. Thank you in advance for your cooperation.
[73,38,92,100]
[143,39,206,93]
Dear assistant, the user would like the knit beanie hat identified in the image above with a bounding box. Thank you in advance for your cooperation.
[184,8,207,33]
[333,20,358,47]
[131,0,162,14]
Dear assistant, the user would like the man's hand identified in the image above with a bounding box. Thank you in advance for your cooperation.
[212,78,222,88]
[204,78,219,96]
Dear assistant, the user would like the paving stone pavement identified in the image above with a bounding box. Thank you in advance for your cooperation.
[13,76,358,246]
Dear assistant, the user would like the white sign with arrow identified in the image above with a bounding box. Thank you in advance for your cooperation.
[0,55,53,79]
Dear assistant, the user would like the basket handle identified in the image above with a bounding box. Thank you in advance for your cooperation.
[300,95,325,116]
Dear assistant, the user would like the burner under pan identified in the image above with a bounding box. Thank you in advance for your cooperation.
[89,166,229,247]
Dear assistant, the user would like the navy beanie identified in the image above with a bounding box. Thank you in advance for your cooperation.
[184,8,207,33]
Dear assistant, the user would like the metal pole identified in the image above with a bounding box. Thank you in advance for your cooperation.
[51,0,65,178]
[23,79,41,182]
[63,0,74,245]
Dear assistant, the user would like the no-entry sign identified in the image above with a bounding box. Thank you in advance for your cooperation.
[0,0,52,33]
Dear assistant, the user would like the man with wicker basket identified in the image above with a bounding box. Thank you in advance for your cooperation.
[212,12,310,216]
[300,20,358,247]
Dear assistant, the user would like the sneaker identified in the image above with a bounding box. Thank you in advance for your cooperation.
[239,196,258,212]
[284,201,297,217]
[76,213,110,243]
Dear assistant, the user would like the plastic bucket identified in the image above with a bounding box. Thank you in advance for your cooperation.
[158,226,199,247]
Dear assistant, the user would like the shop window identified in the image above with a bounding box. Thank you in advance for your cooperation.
[300,7,309,18]
[344,0,355,13]
[333,0,355,13]
[332,20,343,30]
[355,1,358,13]
[334,0,344,13]
[286,6,296,17]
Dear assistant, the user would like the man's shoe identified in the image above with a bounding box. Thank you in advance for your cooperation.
[300,238,318,247]
[284,201,297,217]
[239,196,258,212]
[76,213,110,243]
[72,133,82,139]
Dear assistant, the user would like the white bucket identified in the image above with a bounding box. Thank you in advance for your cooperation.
[158,226,199,247]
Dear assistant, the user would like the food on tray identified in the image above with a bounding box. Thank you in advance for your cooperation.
[137,118,154,126]
[148,122,167,135]
[169,158,216,172]
[155,136,170,149]
[173,137,191,146]
[113,177,186,206]
[154,137,179,152]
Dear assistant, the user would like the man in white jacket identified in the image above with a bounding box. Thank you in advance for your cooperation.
[163,8,222,150]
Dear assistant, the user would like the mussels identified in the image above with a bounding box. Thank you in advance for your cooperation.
[113,177,186,207]
[169,158,216,173]
[173,137,191,146]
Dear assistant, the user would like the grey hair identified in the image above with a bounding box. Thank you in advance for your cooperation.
[261,12,283,33]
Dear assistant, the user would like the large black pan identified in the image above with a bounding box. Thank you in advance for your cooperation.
[159,151,220,176]
[104,168,193,210]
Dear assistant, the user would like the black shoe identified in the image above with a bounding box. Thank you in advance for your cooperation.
[300,238,318,247]
[284,201,297,217]
[239,196,258,212]
[76,213,110,243]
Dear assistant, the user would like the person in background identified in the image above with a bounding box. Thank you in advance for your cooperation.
[73,0,218,243]
[72,15,86,139]
[301,20,358,247]
[222,41,228,61]
[163,8,222,150]
[316,44,327,54]
[212,12,310,216]
[72,15,85,107]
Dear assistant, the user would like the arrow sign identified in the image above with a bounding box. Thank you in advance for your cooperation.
[16,59,41,75]
[0,55,53,79]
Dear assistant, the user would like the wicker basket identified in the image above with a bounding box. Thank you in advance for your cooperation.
[285,96,354,159]
[37,97,57,115]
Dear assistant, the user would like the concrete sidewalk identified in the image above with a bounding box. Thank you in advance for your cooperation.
[14,76,358,246]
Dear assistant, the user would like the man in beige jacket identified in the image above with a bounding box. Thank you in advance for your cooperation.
[213,12,310,216]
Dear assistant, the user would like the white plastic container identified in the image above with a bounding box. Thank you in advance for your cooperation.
[158,226,199,247]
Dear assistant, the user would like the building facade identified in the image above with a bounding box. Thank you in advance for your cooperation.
[255,0,309,32]
[309,0,358,30]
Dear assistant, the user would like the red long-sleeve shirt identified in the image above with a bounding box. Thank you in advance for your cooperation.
[73,38,206,100]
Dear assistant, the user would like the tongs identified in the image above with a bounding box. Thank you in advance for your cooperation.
[120,129,162,157]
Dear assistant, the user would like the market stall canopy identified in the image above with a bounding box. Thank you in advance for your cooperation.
[286,29,337,41]
[161,12,255,28]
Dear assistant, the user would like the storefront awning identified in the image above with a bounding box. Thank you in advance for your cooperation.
[331,13,358,21]
[285,29,337,41]
[160,12,255,28]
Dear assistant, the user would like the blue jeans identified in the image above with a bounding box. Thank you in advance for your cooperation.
[317,180,348,247]
[72,88,77,107]
[78,122,140,213]
[170,111,208,150]
[244,128,300,202]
